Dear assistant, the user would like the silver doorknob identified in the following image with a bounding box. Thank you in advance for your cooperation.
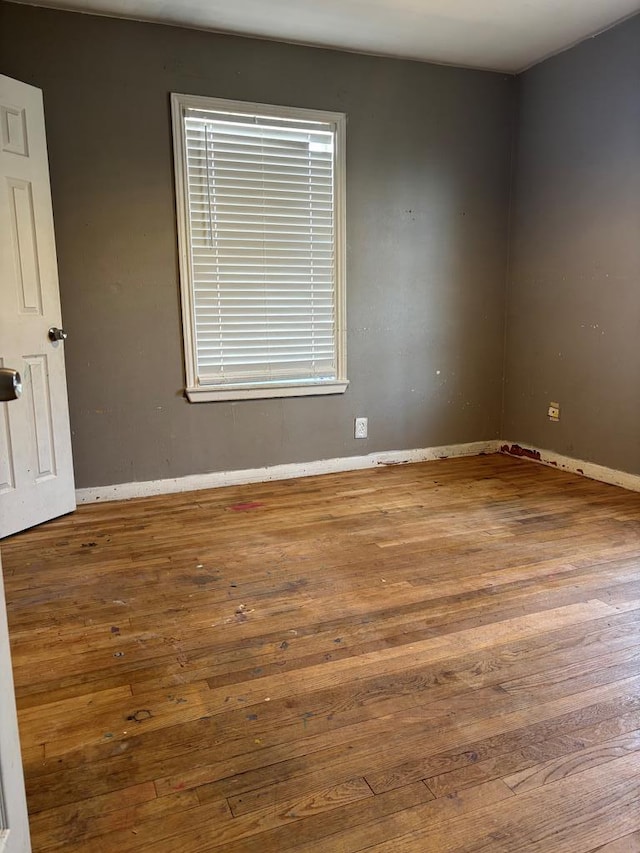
[48,327,68,342]
[0,368,22,402]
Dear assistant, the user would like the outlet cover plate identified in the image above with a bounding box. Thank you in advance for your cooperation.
[354,417,368,439]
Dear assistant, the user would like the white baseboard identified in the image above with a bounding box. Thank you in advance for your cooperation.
[76,439,640,504]
[75,439,501,504]
[500,441,640,493]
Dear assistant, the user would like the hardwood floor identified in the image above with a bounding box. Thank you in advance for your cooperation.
[3,453,640,852]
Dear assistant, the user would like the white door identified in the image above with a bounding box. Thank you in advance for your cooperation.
[0,74,75,538]
[0,550,31,853]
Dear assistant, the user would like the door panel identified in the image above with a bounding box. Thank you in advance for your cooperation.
[23,355,57,480]
[7,178,44,315]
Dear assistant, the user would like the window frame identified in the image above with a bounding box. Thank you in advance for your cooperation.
[171,92,348,402]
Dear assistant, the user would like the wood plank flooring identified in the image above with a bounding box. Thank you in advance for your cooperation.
[3,453,640,851]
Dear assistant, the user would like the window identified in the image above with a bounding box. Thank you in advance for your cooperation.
[171,94,348,402]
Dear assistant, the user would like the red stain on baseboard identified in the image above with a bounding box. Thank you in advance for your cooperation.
[500,444,542,462]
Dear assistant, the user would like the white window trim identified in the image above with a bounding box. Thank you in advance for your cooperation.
[171,93,348,403]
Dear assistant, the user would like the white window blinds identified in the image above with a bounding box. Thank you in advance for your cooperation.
[173,96,347,400]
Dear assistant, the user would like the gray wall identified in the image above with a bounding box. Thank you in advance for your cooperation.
[0,2,514,488]
[504,15,640,472]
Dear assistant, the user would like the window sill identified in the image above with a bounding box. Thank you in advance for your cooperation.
[186,380,349,403]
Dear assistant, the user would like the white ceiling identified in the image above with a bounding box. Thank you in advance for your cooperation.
[14,0,640,72]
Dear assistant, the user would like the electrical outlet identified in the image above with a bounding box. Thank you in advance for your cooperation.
[548,402,560,422]
[354,417,368,439]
